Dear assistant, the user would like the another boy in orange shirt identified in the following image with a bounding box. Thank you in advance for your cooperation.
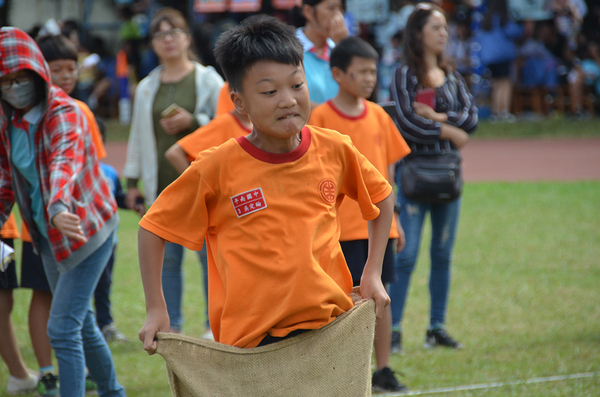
[309,36,411,393]
[165,105,252,174]
[138,15,394,352]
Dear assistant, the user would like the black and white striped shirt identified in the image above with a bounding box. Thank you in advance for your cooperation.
[390,64,478,153]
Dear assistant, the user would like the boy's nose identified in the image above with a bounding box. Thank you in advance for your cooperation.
[278,90,297,108]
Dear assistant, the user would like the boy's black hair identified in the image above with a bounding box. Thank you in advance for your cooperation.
[37,35,78,63]
[214,15,303,93]
[330,36,379,73]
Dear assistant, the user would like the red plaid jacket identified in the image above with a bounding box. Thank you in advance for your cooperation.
[0,27,116,263]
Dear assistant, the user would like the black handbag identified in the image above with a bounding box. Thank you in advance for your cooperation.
[400,150,463,203]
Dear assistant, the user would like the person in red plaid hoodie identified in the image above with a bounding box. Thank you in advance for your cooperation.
[0,27,126,397]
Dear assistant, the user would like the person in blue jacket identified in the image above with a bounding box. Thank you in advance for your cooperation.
[475,0,523,121]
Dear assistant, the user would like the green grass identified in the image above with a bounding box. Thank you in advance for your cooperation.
[1,182,599,396]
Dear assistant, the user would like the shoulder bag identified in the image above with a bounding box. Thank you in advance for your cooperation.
[400,150,463,203]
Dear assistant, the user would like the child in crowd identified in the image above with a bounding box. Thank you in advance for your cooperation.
[164,84,252,340]
[36,34,130,343]
[215,82,235,116]
[0,27,125,396]
[0,216,40,395]
[138,15,393,354]
[309,36,411,393]
[165,94,252,174]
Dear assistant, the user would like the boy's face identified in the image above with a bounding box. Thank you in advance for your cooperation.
[232,61,310,147]
[332,57,377,99]
[48,59,78,95]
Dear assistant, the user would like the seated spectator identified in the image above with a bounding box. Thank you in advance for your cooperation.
[519,22,560,90]
[446,18,472,78]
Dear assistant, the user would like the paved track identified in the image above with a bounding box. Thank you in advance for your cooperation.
[104,137,600,182]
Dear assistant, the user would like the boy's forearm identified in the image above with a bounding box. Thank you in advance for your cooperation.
[138,226,168,313]
[165,144,191,175]
[365,192,394,276]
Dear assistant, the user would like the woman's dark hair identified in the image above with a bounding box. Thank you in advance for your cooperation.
[149,7,198,61]
[330,36,378,72]
[290,0,346,28]
[481,0,508,31]
[403,3,452,88]
[36,35,78,62]
[214,15,303,93]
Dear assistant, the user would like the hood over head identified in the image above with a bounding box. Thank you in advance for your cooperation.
[0,26,51,86]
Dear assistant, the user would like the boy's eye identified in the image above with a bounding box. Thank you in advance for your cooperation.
[292,82,304,89]
[261,90,276,95]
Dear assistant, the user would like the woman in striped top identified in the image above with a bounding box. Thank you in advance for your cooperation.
[388,3,478,352]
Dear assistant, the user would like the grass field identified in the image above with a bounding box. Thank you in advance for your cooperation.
[1,181,598,396]
[1,115,599,396]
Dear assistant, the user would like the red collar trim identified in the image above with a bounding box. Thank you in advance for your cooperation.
[309,43,330,62]
[236,126,311,164]
[326,99,369,121]
[229,112,252,133]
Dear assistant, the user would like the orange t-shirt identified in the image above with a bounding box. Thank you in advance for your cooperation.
[177,111,252,162]
[140,125,392,348]
[1,214,20,239]
[309,100,410,241]
[74,99,106,160]
[215,82,235,116]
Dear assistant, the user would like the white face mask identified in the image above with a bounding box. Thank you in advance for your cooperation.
[1,79,37,109]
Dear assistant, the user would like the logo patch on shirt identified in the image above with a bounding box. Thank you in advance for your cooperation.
[318,178,336,204]
[231,188,267,218]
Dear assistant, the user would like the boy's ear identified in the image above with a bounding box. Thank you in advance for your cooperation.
[331,66,345,84]
[230,90,248,116]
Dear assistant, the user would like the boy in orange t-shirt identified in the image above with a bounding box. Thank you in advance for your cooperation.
[215,82,235,116]
[309,37,411,393]
[138,15,394,353]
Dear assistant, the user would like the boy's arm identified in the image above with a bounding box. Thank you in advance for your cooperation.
[362,192,394,319]
[165,143,192,175]
[138,226,170,355]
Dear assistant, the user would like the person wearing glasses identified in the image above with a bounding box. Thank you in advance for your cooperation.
[0,27,125,396]
[123,8,223,336]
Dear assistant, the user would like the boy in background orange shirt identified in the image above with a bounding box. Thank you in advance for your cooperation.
[309,36,411,393]
[138,15,394,354]
[165,103,252,174]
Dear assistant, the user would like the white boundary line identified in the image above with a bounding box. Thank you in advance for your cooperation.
[380,372,599,396]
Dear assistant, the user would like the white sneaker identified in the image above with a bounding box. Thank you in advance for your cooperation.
[101,323,129,342]
[6,371,39,395]
[201,329,214,341]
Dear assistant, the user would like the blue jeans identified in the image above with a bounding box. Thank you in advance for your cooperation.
[95,245,116,329]
[389,168,461,330]
[162,242,209,331]
[40,236,126,397]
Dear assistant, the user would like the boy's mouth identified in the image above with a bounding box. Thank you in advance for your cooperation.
[278,113,298,120]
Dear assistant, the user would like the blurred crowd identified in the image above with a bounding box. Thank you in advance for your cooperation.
[20,0,600,122]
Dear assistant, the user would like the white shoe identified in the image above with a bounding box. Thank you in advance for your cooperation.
[6,371,39,395]
[201,329,214,341]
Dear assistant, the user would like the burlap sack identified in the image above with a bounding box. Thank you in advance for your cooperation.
[155,299,376,397]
